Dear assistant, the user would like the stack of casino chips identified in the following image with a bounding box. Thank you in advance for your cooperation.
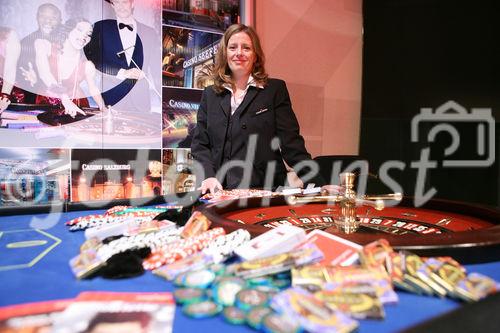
[167,239,363,332]
[357,239,500,302]
[66,206,166,231]
[169,235,499,332]
[152,229,252,280]
[97,227,182,262]
[143,227,226,270]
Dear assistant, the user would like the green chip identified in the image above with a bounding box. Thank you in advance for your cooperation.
[213,276,247,306]
[183,300,222,318]
[183,269,216,289]
[246,306,272,330]
[235,289,268,311]
[223,306,247,325]
[272,278,291,290]
[248,276,272,286]
[174,288,206,305]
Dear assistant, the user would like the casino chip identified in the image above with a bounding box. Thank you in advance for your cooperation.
[222,306,247,325]
[213,276,247,306]
[183,300,222,318]
[174,288,206,305]
[183,269,216,289]
[246,306,273,330]
[235,289,269,311]
[262,313,302,333]
[200,189,273,203]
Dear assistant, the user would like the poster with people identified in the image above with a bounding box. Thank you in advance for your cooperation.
[0,0,162,149]
[0,0,241,205]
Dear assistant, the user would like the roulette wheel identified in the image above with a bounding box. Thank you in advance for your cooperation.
[198,174,500,264]
[66,109,161,145]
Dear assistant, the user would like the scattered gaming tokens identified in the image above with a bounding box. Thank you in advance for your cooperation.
[174,288,206,305]
[235,289,269,311]
[183,269,215,289]
[212,276,247,306]
[222,306,247,325]
[246,306,273,330]
[183,300,222,318]
[262,313,302,333]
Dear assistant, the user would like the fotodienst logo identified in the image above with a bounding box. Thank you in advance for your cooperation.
[411,100,495,167]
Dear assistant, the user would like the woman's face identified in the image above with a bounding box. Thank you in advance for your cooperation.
[68,21,92,50]
[226,31,256,79]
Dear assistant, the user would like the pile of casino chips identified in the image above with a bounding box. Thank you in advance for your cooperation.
[200,189,274,203]
[67,206,499,332]
[165,237,499,333]
[164,240,360,332]
[66,205,170,231]
[357,239,500,302]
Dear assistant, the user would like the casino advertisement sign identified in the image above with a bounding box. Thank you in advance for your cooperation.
[70,149,162,202]
[162,87,200,148]
[162,25,222,89]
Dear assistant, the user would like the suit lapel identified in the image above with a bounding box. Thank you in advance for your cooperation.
[132,34,144,69]
[132,22,144,69]
[110,22,128,68]
[236,88,259,117]
[220,92,231,117]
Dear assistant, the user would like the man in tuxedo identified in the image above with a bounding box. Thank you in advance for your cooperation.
[18,3,62,103]
[84,0,159,112]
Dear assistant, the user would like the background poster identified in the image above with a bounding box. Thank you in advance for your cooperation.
[162,87,201,149]
[0,148,70,206]
[162,148,195,195]
[163,0,240,33]
[162,25,222,89]
[0,0,162,149]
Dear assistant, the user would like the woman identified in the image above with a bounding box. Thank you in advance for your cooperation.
[34,18,105,117]
[0,27,21,114]
[191,24,325,194]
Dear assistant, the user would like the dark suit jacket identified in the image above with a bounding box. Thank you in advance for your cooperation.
[191,78,325,189]
[84,19,156,108]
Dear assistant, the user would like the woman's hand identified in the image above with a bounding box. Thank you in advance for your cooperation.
[0,95,11,113]
[61,96,86,118]
[19,62,37,87]
[321,184,343,195]
[199,177,223,194]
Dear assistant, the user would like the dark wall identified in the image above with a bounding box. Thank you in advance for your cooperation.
[360,0,500,208]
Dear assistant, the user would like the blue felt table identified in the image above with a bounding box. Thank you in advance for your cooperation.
[0,209,499,332]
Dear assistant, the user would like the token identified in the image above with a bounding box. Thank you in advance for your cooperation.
[254,285,280,297]
[248,276,272,286]
[246,306,273,330]
[183,300,222,318]
[272,278,291,290]
[174,288,206,304]
[235,289,269,311]
[314,290,385,319]
[262,313,302,333]
[183,269,215,289]
[213,276,247,306]
[223,306,247,325]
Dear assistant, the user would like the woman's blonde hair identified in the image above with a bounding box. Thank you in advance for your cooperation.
[211,24,268,93]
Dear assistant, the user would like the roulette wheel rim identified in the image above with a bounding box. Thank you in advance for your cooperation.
[199,196,500,264]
